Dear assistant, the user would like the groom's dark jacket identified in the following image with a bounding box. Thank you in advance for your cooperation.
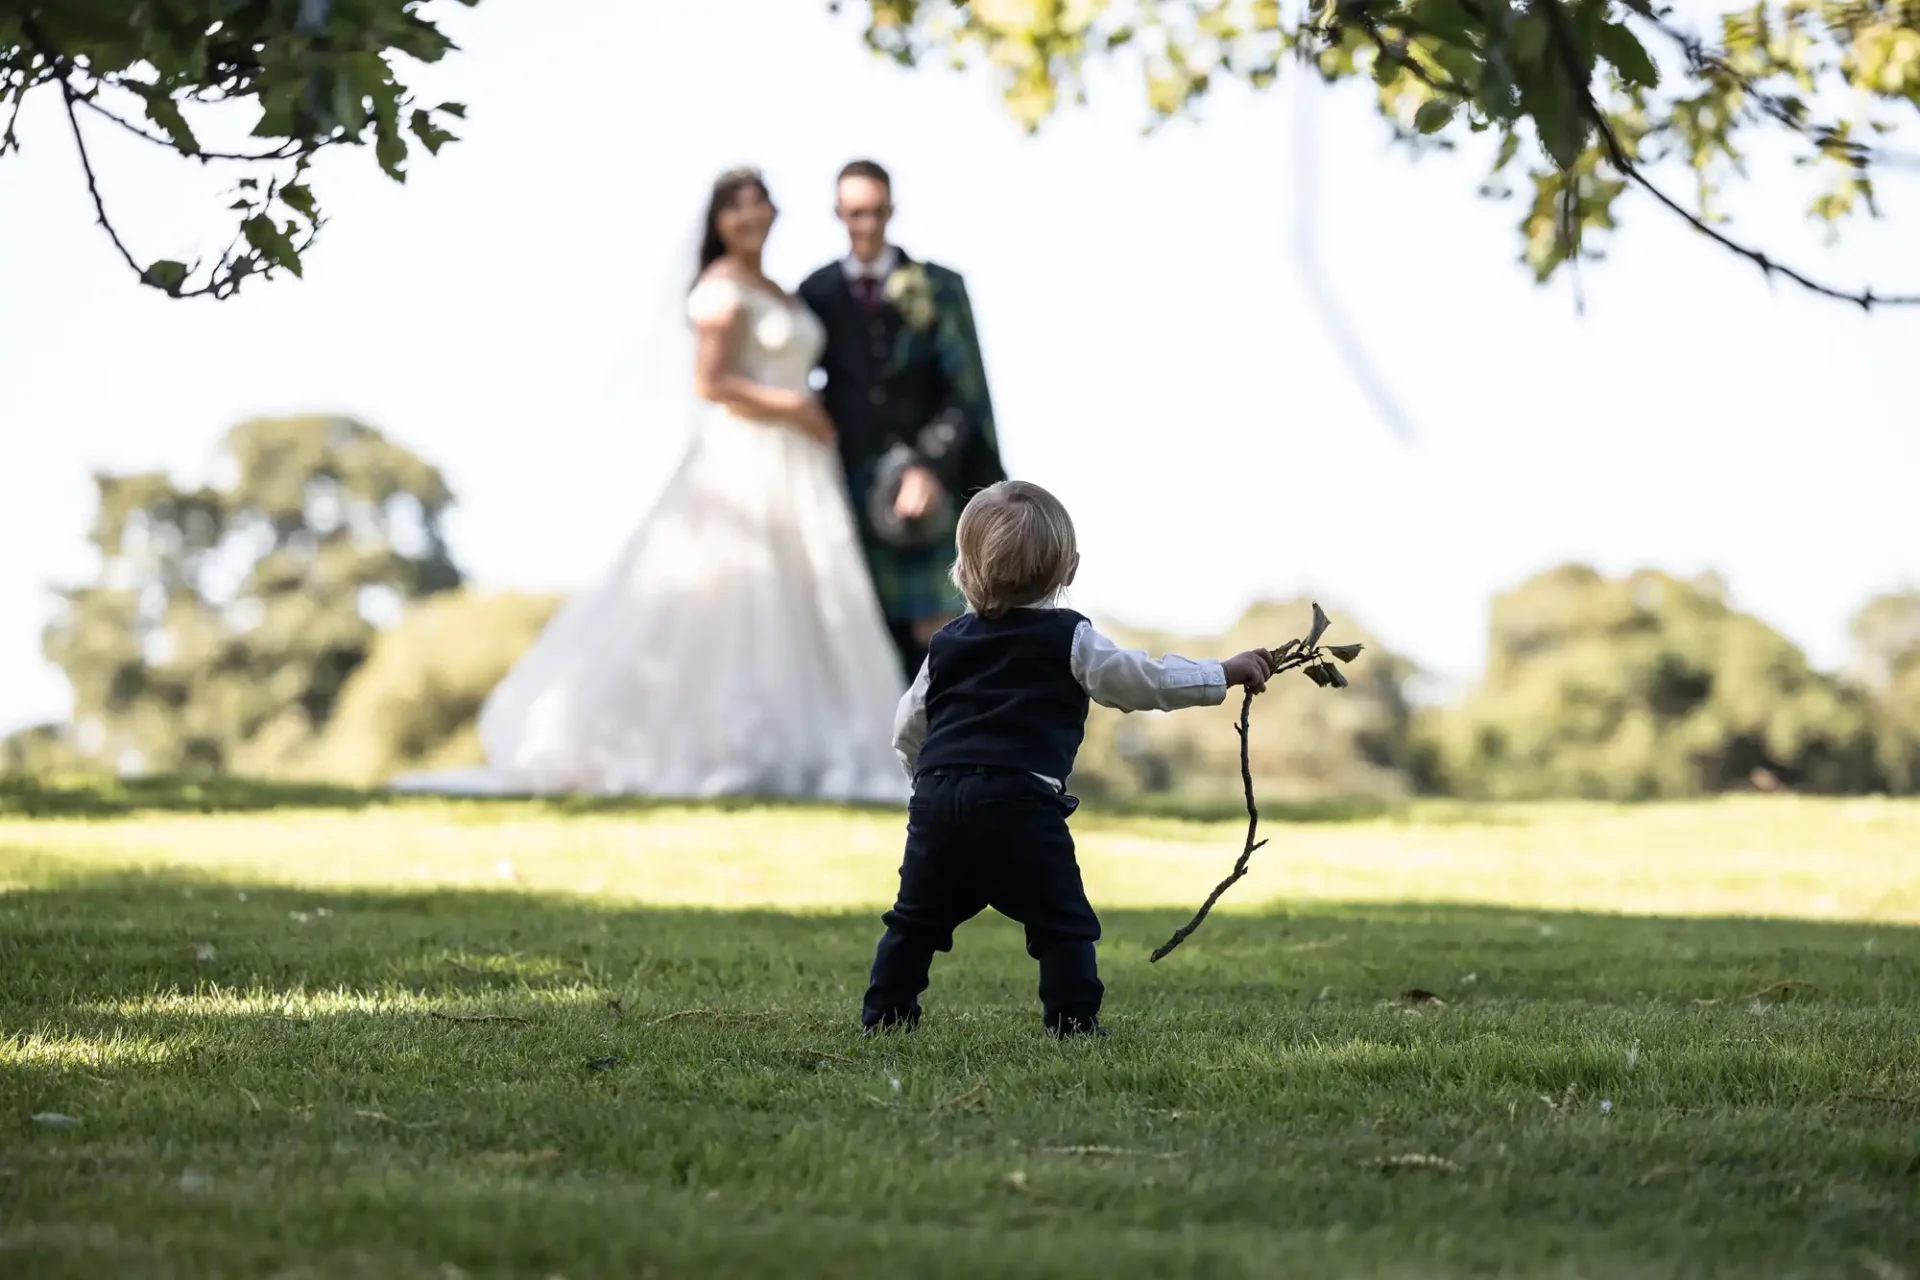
[800,250,1005,625]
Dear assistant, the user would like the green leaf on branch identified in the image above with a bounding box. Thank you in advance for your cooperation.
[1595,20,1659,89]
[1408,0,1479,47]
[1522,69,1587,171]
[143,260,190,294]
[1415,99,1457,134]
[242,215,302,277]
[140,91,200,155]
[281,185,318,220]
[1493,129,1523,172]
[409,108,457,156]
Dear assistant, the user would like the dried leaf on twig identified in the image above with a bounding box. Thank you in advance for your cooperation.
[1307,602,1331,647]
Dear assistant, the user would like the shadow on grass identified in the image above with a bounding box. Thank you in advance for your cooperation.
[4,867,1918,1278]
[0,771,1426,826]
[6,864,1917,1017]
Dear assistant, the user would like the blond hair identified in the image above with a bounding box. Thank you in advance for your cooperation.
[950,481,1078,618]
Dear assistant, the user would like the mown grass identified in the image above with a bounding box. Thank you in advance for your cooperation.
[2,783,1917,1278]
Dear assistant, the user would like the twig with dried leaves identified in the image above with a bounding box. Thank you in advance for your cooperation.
[1150,603,1364,963]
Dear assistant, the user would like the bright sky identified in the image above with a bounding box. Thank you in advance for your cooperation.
[2,0,1916,735]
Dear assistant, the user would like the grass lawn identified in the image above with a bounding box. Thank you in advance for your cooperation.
[2,780,1918,1278]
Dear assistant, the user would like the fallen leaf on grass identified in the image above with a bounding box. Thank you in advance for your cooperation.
[1004,1170,1029,1192]
[30,1113,79,1129]
[1040,1146,1180,1160]
[479,1148,560,1168]
[585,1056,623,1073]
[1747,980,1815,1001]
[1398,989,1446,1007]
[1380,1153,1462,1175]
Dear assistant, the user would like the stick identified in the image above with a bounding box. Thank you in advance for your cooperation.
[1149,604,1360,963]
[1151,688,1264,963]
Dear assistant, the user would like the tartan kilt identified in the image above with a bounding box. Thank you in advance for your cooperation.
[846,462,966,624]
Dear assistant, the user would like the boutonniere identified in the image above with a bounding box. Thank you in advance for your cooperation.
[883,263,938,332]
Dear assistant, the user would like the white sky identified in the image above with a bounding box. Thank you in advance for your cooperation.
[2,0,1916,734]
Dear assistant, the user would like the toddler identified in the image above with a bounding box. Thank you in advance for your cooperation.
[862,480,1274,1037]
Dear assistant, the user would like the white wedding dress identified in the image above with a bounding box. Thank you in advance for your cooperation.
[395,276,908,803]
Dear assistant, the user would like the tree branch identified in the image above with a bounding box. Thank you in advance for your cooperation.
[58,74,270,300]
[1627,3,1920,174]
[58,78,166,288]
[71,90,322,163]
[1537,0,1920,310]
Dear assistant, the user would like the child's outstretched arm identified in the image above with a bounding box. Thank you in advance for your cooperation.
[891,660,932,778]
[1073,621,1274,713]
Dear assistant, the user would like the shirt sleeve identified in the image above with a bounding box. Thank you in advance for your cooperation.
[1070,620,1227,713]
[891,659,932,777]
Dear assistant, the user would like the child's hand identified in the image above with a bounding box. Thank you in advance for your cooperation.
[1223,648,1275,694]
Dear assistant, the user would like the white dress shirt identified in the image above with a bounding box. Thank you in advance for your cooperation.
[890,614,1228,788]
[842,246,901,284]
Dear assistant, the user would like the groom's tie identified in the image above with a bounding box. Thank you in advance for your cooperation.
[853,275,884,313]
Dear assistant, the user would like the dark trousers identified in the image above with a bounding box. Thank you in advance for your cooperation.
[861,768,1104,1033]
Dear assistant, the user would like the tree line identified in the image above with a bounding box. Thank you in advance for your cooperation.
[7,416,1917,803]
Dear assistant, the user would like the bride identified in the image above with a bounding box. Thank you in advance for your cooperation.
[400,169,907,802]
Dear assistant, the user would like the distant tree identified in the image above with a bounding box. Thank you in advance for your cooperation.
[0,1,474,298]
[1072,598,1420,804]
[1427,564,1884,799]
[304,587,560,785]
[0,722,82,775]
[1849,589,1920,793]
[846,0,1920,307]
[42,416,460,776]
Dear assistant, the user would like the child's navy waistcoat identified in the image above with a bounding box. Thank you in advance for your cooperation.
[916,608,1091,783]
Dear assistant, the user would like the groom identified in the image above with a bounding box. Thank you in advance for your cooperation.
[800,159,1006,682]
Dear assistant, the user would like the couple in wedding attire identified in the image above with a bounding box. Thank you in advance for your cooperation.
[402,161,1004,803]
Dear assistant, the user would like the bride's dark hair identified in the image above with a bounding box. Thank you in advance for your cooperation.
[695,168,773,287]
